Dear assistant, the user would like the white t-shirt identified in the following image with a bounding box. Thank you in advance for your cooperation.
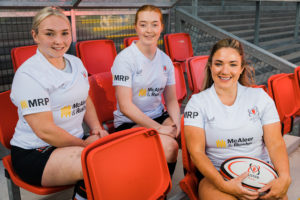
[10,49,89,149]
[184,83,280,170]
[111,42,175,127]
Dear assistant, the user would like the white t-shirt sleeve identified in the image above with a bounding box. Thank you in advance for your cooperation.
[260,89,280,125]
[10,72,51,116]
[166,57,175,86]
[184,95,205,128]
[111,54,132,88]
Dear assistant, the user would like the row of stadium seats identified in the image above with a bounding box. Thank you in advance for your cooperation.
[10,33,193,74]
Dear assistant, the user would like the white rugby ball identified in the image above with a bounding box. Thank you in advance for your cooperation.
[220,156,278,191]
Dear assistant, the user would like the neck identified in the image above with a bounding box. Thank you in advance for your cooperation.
[214,84,238,106]
[48,57,66,70]
[136,41,157,60]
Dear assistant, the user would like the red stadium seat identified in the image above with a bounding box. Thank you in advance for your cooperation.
[267,73,286,99]
[164,33,193,72]
[81,127,172,200]
[11,45,37,72]
[173,62,187,106]
[179,116,199,200]
[76,40,117,75]
[186,55,209,95]
[88,72,117,133]
[294,66,300,115]
[0,90,72,199]
[269,73,300,134]
[123,36,139,48]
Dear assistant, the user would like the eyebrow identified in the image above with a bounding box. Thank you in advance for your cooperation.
[214,59,238,63]
[43,28,70,32]
[138,20,159,23]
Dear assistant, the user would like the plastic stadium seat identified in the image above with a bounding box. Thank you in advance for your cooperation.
[269,73,300,134]
[0,90,72,200]
[174,62,187,106]
[267,73,286,99]
[294,66,300,115]
[81,127,172,200]
[88,72,117,133]
[164,33,193,72]
[186,55,209,95]
[76,40,117,75]
[179,116,199,200]
[11,45,37,72]
[123,36,139,48]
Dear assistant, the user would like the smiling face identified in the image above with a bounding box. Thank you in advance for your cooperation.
[32,15,71,62]
[135,10,163,47]
[211,47,244,91]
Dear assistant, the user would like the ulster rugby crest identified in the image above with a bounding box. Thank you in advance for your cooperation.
[248,106,259,122]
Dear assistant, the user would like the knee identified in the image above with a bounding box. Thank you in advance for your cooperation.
[164,138,178,162]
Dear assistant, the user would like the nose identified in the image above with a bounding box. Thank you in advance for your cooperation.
[221,64,230,74]
[54,35,63,44]
[146,24,151,32]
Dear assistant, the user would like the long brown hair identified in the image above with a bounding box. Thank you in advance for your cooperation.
[202,38,255,90]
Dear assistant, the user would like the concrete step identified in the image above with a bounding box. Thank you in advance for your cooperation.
[243,30,294,43]
[232,25,296,38]
[282,51,300,64]
[268,43,300,57]
[259,37,296,49]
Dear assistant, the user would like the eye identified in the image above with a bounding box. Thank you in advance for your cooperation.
[139,23,146,27]
[230,63,238,67]
[214,63,222,66]
[46,32,54,36]
[62,31,69,36]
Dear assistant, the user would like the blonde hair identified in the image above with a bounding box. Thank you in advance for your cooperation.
[135,5,164,27]
[32,6,69,34]
[202,38,255,90]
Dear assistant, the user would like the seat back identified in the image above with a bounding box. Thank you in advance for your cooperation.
[173,62,187,105]
[179,116,199,200]
[267,73,285,99]
[164,33,193,62]
[0,90,18,149]
[186,55,209,95]
[11,45,37,72]
[123,36,139,48]
[88,72,117,133]
[270,73,300,134]
[82,127,171,200]
[76,40,117,75]
[251,84,268,93]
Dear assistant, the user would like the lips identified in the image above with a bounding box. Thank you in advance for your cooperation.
[219,76,231,80]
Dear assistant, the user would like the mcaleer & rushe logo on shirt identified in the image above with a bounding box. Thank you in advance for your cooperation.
[216,137,254,148]
[138,87,164,97]
[61,100,86,118]
[20,98,49,109]
[184,111,199,119]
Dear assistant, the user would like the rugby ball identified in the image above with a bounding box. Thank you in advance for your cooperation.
[220,156,278,191]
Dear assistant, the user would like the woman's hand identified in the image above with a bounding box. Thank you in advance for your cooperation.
[90,127,109,138]
[258,176,291,200]
[83,135,100,146]
[157,124,177,138]
[223,172,259,200]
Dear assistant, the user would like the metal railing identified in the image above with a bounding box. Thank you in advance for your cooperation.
[175,7,297,85]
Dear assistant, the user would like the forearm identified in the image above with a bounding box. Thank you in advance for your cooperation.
[84,96,102,131]
[35,123,85,147]
[165,99,181,130]
[120,102,161,129]
[268,139,290,178]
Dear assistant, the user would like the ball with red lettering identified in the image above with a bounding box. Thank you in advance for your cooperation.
[220,156,278,191]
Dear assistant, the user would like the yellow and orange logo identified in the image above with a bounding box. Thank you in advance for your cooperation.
[138,88,147,97]
[20,100,28,109]
[216,140,226,148]
[61,105,71,118]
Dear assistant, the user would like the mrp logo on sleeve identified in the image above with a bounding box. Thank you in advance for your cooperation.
[20,98,49,109]
[113,74,129,82]
[184,111,199,119]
